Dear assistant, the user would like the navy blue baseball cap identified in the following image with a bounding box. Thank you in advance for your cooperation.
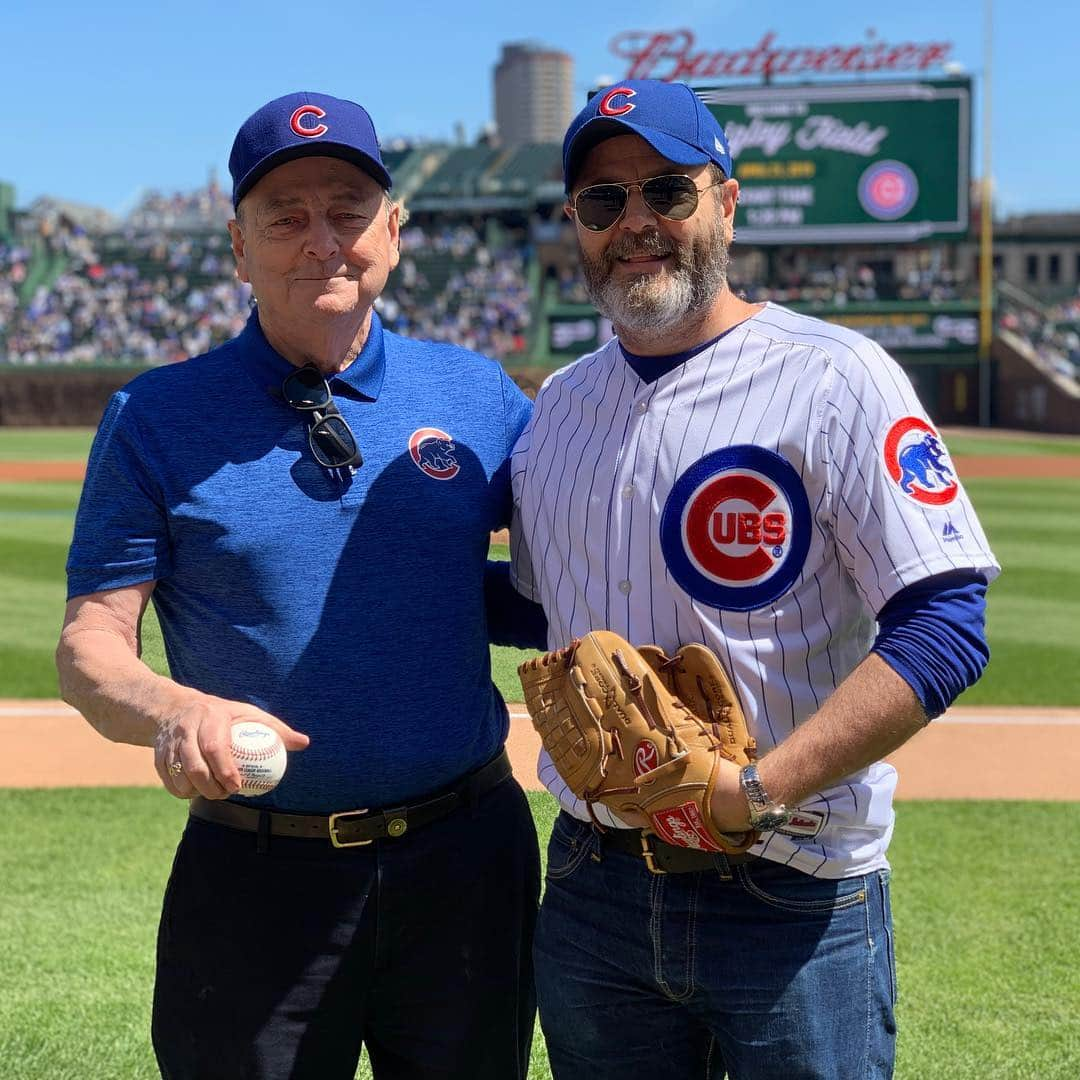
[563,79,732,192]
[229,91,391,208]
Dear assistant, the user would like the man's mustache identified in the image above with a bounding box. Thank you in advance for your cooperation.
[606,234,675,260]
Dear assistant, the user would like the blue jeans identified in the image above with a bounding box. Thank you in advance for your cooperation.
[152,775,540,1080]
[535,813,896,1080]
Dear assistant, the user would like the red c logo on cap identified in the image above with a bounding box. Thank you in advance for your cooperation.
[290,105,328,138]
[598,88,636,117]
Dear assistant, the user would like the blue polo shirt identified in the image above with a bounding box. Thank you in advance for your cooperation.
[67,310,533,812]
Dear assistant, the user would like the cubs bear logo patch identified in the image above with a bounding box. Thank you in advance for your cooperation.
[882,417,958,506]
[409,427,460,480]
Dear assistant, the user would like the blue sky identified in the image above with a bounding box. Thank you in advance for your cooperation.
[2,0,1073,217]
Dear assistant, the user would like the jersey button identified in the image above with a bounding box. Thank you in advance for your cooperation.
[636,401,648,414]
[622,485,635,499]
[618,580,632,595]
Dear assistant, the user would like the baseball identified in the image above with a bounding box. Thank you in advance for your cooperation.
[230,721,287,796]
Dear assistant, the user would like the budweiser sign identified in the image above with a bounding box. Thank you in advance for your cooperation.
[611,29,952,82]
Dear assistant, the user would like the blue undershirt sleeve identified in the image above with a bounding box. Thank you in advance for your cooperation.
[484,560,548,650]
[871,570,990,720]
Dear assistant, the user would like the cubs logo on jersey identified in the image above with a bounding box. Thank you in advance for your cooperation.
[660,446,811,612]
[408,427,460,480]
[882,416,958,506]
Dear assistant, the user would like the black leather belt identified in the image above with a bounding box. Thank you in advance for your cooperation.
[602,826,756,874]
[189,750,512,848]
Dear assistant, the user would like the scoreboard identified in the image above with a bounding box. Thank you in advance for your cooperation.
[698,79,971,244]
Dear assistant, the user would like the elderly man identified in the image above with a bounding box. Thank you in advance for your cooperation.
[58,92,542,1080]
[510,80,999,1078]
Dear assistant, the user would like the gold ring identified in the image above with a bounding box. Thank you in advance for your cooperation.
[167,761,184,777]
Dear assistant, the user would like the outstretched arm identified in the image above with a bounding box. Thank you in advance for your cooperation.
[57,585,308,800]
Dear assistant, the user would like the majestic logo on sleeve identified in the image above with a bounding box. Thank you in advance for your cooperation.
[660,446,811,611]
[289,105,328,138]
[409,427,460,480]
[882,417,958,506]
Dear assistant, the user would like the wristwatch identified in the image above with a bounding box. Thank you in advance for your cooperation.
[739,764,792,831]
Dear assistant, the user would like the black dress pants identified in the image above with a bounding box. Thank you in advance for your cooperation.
[152,775,540,1079]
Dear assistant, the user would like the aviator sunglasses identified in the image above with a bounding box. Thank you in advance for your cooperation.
[280,364,363,471]
[570,173,726,233]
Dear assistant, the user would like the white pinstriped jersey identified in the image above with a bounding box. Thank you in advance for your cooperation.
[510,302,999,878]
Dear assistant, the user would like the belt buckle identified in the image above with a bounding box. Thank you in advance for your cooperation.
[328,808,373,849]
[639,833,667,876]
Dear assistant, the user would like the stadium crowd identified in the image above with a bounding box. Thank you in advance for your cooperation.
[380,224,532,359]
[2,183,1079,385]
[1,217,253,367]
[999,294,1080,381]
[0,242,24,335]
[0,190,533,365]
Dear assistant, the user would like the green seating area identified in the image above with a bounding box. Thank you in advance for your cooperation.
[484,144,561,195]
[412,146,501,202]
[96,231,233,287]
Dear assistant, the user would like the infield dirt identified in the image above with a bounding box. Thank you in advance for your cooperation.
[2,701,1078,799]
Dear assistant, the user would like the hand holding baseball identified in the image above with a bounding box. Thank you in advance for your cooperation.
[229,720,289,796]
[154,692,308,801]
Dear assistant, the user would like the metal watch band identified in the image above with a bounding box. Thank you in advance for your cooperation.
[739,764,791,831]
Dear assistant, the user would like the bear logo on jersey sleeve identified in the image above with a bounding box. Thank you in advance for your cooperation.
[881,417,958,507]
[660,446,811,611]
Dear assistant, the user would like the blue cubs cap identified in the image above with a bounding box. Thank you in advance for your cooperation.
[563,79,732,192]
[229,91,391,208]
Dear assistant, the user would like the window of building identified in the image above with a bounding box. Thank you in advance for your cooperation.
[1026,254,1039,282]
[1048,253,1061,283]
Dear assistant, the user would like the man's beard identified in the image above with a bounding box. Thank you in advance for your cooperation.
[579,216,729,337]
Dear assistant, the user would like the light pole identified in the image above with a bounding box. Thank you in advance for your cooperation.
[978,0,994,428]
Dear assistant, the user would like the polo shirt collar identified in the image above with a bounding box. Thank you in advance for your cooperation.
[332,311,386,401]
[237,307,387,402]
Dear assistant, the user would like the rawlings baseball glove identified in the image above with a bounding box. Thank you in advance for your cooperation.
[519,631,759,854]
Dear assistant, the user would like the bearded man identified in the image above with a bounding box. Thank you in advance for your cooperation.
[509,80,998,1079]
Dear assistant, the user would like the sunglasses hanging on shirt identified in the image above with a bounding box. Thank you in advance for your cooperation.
[280,364,363,471]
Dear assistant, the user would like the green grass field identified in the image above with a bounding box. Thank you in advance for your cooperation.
[0,428,96,461]
[943,431,1080,457]
[0,791,1076,1080]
